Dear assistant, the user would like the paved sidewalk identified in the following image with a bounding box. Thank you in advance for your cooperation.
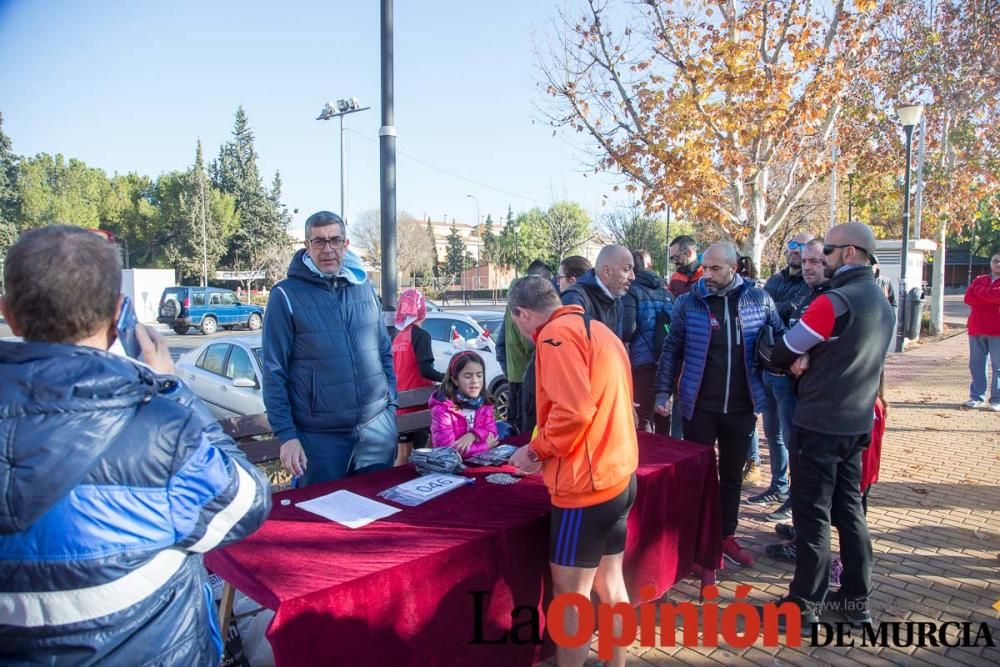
[539,330,999,666]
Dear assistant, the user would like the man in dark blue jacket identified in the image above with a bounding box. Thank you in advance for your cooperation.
[561,245,634,339]
[622,249,673,434]
[748,232,815,508]
[262,211,398,485]
[655,242,784,568]
[0,226,270,665]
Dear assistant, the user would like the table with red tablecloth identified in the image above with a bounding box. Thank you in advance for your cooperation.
[205,434,721,666]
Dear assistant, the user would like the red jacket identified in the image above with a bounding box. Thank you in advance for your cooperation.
[861,398,885,493]
[964,274,1000,336]
[667,265,704,297]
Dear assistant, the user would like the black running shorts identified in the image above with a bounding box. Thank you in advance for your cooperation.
[548,475,638,568]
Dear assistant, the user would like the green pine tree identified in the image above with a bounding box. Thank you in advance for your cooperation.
[212,106,288,272]
[426,216,440,278]
[444,221,466,283]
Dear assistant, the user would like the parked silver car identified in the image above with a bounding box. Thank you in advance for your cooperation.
[175,335,265,418]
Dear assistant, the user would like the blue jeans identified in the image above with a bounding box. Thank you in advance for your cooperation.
[747,427,761,464]
[969,335,1000,404]
[761,371,796,494]
[298,407,398,486]
[670,394,684,439]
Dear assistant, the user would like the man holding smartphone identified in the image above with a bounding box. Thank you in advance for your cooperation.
[0,225,271,665]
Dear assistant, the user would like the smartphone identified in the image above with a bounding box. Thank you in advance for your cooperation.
[115,296,143,359]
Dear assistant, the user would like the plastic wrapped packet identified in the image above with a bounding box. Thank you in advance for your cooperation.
[464,444,519,467]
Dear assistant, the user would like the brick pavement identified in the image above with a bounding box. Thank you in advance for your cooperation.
[538,330,999,666]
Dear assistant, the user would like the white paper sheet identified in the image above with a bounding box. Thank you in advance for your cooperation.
[296,490,401,529]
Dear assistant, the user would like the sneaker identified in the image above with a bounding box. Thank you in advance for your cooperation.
[766,498,794,522]
[829,557,843,587]
[722,535,755,566]
[962,399,986,409]
[765,541,797,560]
[748,488,788,505]
[989,403,1000,412]
[742,460,762,484]
[826,589,872,628]
[757,597,818,638]
[775,522,797,540]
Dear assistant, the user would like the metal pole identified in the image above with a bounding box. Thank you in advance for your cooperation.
[379,0,398,310]
[895,124,915,353]
[339,114,346,222]
[913,115,927,238]
[847,174,853,223]
[967,228,975,286]
[200,170,208,287]
[829,143,838,229]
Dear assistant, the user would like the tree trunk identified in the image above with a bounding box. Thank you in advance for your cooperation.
[929,225,946,335]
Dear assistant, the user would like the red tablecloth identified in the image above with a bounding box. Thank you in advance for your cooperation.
[205,434,721,666]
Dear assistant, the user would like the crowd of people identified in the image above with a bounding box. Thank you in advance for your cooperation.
[3,209,978,666]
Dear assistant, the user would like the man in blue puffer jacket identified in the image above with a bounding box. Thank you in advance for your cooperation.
[0,226,271,665]
[262,211,398,486]
[622,249,673,434]
[655,242,784,568]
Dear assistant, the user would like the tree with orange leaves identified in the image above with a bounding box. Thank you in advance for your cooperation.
[540,0,886,265]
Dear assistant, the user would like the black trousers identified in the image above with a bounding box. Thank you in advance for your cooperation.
[683,409,755,538]
[632,364,669,435]
[506,382,522,433]
[789,426,872,605]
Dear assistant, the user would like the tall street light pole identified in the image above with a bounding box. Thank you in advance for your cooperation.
[846,162,856,223]
[379,0,398,311]
[895,104,924,353]
[466,194,480,290]
[317,98,371,224]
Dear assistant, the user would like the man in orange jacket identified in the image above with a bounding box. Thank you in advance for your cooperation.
[509,276,638,667]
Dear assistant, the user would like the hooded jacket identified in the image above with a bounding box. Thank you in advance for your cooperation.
[965,273,1000,336]
[654,275,784,420]
[560,270,624,338]
[428,392,498,458]
[0,342,271,665]
[622,270,674,366]
[262,248,397,442]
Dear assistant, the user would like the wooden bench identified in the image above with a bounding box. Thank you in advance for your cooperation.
[214,386,436,637]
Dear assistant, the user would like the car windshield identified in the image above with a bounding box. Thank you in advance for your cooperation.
[475,316,503,336]
[253,348,263,368]
[162,289,185,304]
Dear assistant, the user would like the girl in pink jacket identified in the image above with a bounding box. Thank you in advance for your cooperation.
[429,351,500,458]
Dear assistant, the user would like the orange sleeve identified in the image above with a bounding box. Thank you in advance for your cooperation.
[530,324,597,461]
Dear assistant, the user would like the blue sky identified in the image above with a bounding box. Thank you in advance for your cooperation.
[0,0,632,233]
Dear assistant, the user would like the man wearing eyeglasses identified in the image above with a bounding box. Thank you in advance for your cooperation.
[766,222,894,631]
[666,235,704,298]
[261,211,398,485]
[746,232,815,509]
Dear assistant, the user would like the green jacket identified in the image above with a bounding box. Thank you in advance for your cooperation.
[497,302,535,383]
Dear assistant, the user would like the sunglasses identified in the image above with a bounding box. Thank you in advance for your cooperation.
[823,244,868,256]
[787,241,807,251]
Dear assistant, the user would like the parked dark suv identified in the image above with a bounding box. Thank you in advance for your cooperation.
[157,286,264,335]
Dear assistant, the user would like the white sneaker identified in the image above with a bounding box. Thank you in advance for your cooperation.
[962,399,986,409]
[989,403,1000,412]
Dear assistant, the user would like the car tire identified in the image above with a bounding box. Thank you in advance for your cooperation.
[201,316,218,335]
[247,313,263,331]
[172,325,190,335]
[491,381,510,423]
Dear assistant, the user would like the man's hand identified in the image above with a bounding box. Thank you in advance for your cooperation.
[136,324,175,375]
[790,353,810,378]
[452,433,477,455]
[655,395,672,417]
[280,439,308,477]
[509,444,543,475]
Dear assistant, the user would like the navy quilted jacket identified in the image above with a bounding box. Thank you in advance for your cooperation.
[0,342,271,665]
[262,249,397,442]
[654,276,784,420]
[621,270,674,366]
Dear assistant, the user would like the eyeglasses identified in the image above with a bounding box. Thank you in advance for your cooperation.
[669,255,683,263]
[556,274,568,280]
[823,244,867,256]
[787,241,808,251]
[308,236,346,250]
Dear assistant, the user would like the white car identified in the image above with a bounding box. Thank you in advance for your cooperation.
[175,335,265,419]
[422,311,509,421]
